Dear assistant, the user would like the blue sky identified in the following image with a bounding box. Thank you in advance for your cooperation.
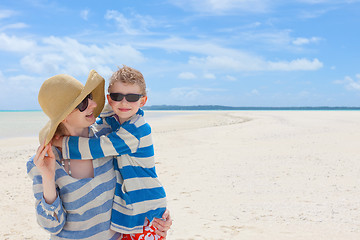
[1,0,360,110]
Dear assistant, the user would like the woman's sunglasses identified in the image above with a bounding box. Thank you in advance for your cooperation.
[109,93,143,102]
[76,93,93,112]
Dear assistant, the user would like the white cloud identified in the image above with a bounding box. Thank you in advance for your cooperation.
[189,55,323,72]
[0,23,28,31]
[296,0,358,19]
[170,86,226,102]
[170,0,271,14]
[0,72,40,92]
[139,37,223,55]
[201,88,227,92]
[0,33,36,52]
[297,90,310,97]
[0,72,41,110]
[266,58,323,71]
[297,0,328,3]
[250,89,260,95]
[336,75,360,91]
[298,8,331,19]
[226,75,237,81]
[21,53,63,74]
[105,10,136,34]
[292,37,321,45]
[204,73,216,79]
[138,37,323,72]
[0,70,4,83]
[171,87,200,100]
[189,55,262,71]
[132,13,157,30]
[81,9,89,20]
[236,30,323,50]
[297,0,360,5]
[104,10,157,35]
[0,9,16,19]
[246,89,260,96]
[296,0,345,4]
[238,29,292,47]
[8,74,40,85]
[19,36,146,76]
[178,72,196,79]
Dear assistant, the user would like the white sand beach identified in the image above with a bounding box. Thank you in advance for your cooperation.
[1,111,360,239]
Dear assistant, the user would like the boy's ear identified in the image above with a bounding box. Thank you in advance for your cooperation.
[106,94,112,103]
[140,96,147,107]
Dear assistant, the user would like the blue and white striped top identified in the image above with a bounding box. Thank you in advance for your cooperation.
[61,107,167,234]
[27,139,121,239]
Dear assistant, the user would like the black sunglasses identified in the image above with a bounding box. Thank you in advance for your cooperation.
[109,93,143,102]
[76,93,93,112]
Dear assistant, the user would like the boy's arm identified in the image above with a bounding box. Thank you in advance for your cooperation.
[62,122,143,159]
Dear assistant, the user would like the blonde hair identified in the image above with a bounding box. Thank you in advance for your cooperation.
[108,65,147,96]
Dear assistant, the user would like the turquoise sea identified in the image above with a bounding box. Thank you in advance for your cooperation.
[1,108,359,139]
[0,111,48,139]
[0,110,191,139]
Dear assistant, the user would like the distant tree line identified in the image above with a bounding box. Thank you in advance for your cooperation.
[142,105,360,111]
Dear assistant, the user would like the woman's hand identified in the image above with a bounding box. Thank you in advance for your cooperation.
[34,142,56,181]
[34,142,58,204]
[153,209,173,239]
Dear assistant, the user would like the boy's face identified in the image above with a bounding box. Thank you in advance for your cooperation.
[107,81,147,124]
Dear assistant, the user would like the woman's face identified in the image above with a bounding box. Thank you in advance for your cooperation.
[63,97,98,131]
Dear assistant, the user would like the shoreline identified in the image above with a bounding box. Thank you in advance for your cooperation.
[2,107,360,112]
[0,110,249,140]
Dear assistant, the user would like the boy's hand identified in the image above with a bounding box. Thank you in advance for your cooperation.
[153,209,172,239]
[52,135,63,148]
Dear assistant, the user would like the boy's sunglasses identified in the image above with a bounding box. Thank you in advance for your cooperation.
[109,93,143,102]
[76,93,93,112]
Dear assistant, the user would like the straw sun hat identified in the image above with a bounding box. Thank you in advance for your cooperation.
[38,70,105,144]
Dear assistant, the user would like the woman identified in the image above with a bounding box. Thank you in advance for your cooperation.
[27,70,171,239]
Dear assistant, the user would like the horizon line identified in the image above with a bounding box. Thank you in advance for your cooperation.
[2,105,360,112]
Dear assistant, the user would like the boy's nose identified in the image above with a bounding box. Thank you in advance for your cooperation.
[119,98,130,103]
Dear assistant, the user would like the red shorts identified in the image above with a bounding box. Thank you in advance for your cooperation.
[121,224,163,240]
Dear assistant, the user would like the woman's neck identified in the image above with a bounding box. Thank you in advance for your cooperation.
[60,124,93,179]
[62,124,89,138]
[69,127,89,137]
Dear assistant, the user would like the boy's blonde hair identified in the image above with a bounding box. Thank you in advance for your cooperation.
[108,65,147,96]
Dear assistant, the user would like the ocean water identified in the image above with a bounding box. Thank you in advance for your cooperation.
[0,111,48,139]
[2,108,358,139]
[0,110,191,139]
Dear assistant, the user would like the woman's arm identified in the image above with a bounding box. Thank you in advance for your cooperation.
[34,143,57,203]
[27,143,66,234]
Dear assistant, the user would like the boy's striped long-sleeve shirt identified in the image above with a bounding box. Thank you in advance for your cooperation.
[61,107,167,234]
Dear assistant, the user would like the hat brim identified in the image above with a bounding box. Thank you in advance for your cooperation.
[39,70,105,144]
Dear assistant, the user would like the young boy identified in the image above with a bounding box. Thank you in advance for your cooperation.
[57,66,167,238]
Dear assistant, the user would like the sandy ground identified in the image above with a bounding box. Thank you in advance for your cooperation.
[1,111,360,239]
